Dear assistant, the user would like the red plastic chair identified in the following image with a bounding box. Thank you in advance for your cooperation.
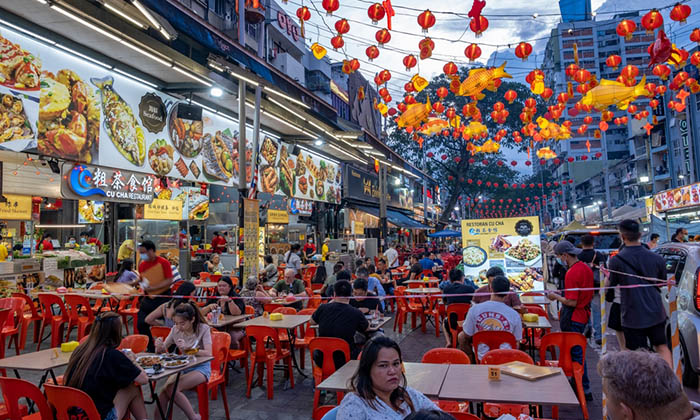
[226,336,249,385]
[420,269,434,278]
[245,325,294,400]
[445,303,471,348]
[293,308,317,370]
[313,405,336,420]
[421,348,471,364]
[480,348,537,418]
[118,334,149,353]
[539,332,589,420]
[393,287,409,334]
[199,272,211,281]
[170,280,184,293]
[263,303,283,313]
[37,294,69,350]
[272,307,297,315]
[524,305,554,358]
[471,330,518,364]
[302,266,317,286]
[64,295,95,342]
[446,413,480,420]
[309,337,350,412]
[428,295,445,337]
[0,376,48,420]
[118,297,139,335]
[0,298,24,358]
[196,331,231,420]
[149,326,171,343]
[396,287,427,333]
[44,383,101,420]
[307,294,322,309]
[11,293,41,350]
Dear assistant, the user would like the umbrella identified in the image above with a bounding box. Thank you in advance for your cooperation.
[428,229,461,238]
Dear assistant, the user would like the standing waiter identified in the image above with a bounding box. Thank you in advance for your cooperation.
[136,240,173,351]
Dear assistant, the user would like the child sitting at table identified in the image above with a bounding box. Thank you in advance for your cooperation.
[64,312,149,420]
[154,301,212,420]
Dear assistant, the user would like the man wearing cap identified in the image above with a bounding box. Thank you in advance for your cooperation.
[547,240,594,401]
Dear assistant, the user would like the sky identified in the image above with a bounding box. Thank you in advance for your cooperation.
[273,0,699,173]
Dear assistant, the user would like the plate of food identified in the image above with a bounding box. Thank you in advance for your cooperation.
[164,359,190,369]
[148,139,174,175]
[504,238,541,266]
[0,93,34,144]
[168,102,204,157]
[298,175,308,195]
[462,246,487,267]
[260,164,278,193]
[78,200,104,224]
[136,355,162,368]
[260,137,278,164]
[202,130,235,181]
[0,33,41,91]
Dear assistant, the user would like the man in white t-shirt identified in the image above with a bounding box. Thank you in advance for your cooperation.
[459,275,522,361]
[383,242,399,268]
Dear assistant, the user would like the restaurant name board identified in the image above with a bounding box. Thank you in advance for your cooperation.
[267,209,289,224]
[0,194,32,220]
[653,182,700,213]
[144,198,183,220]
[61,164,155,204]
[344,166,413,209]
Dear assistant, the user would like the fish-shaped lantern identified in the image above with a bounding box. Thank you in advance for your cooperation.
[578,76,649,111]
[418,117,448,136]
[455,62,512,99]
[395,98,431,128]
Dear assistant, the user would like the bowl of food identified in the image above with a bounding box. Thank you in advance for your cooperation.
[137,355,162,368]
[462,246,487,267]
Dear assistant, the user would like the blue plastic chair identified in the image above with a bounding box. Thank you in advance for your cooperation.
[321,407,339,420]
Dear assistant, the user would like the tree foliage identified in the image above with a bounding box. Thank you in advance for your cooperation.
[385,65,551,226]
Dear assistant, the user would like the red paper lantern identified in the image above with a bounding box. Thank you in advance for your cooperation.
[616,19,637,40]
[365,45,380,61]
[653,64,671,80]
[621,65,639,81]
[367,3,385,24]
[417,10,436,33]
[641,9,664,33]
[565,63,580,78]
[469,16,489,37]
[691,28,700,44]
[419,37,435,52]
[335,19,350,34]
[296,6,311,21]
[330,35,344,50]
[436,86,449,99]
[375,28,391,46]
[514,42,533,61]
[403,55,417,70]
[504,90,517,104]
[464,44,481,61]
[443,61,458,76]
[378,69,391,83]
[605,54,622,70]
[670,3,691,24]
[574,69,591,84]
[322,0,339,15]
[541,88,553,100]
[524,97,537,108]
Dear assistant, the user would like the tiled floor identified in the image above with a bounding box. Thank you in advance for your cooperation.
[7,310,698,419]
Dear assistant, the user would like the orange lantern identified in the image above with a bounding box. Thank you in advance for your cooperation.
[443,61,458,76]
[504,89,517,104]
[621,64,639,81]
[367,3,385,24]
[464,43,481,61]
[469,16,489,37]
[436,86,449,99]
[403,54,417,70]
[574,69,591,84]
[606,54,622,70]
[653,64,671,80]
[417,10,436,33]
[565,63,579,78]
[670,3,691,24]
[330,35,344,50]
[335,19,350,34]
[641,9,663,34]
[514,42,533,61]
[378,69,391,83]
[616,19,637,40]
[366,45,380,61]
[420,47,432,60]
[322,0,339,15]
[375,28,391,46]
[691,28,700,44]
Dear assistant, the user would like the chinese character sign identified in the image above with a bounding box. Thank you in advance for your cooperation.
[243,199,259,280]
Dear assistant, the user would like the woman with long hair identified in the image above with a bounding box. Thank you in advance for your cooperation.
[64,312,148,420]
[154,301,212,420]
[145,282,197,328]
[202,276,246,349]
[311,265,327,285]
[337,336,438,419]
[115,259,139,285]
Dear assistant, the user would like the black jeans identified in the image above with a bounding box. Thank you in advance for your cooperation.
[137,295,171,352]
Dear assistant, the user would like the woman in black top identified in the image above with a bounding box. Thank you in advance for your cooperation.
[64,312,148,420]
[202,276,246,349]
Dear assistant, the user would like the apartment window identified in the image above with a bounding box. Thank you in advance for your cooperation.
[210,0,225,16]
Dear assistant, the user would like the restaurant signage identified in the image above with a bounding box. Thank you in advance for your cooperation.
[653,182,700,213]
[243,198,259,279]
[288,197,313,216]
[344,166,412,209]
[61,164,156,204]
[0,194,32,220]
[267,209,289,224]
[461,216,543,290]
[0,24,253,187]
[144,198,183,220]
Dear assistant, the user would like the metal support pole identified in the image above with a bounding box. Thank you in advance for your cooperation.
[379,165,388,252]
[601,130,613,220]
[237,79,247,280]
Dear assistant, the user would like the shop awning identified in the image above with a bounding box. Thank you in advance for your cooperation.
[387,210,431,230]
